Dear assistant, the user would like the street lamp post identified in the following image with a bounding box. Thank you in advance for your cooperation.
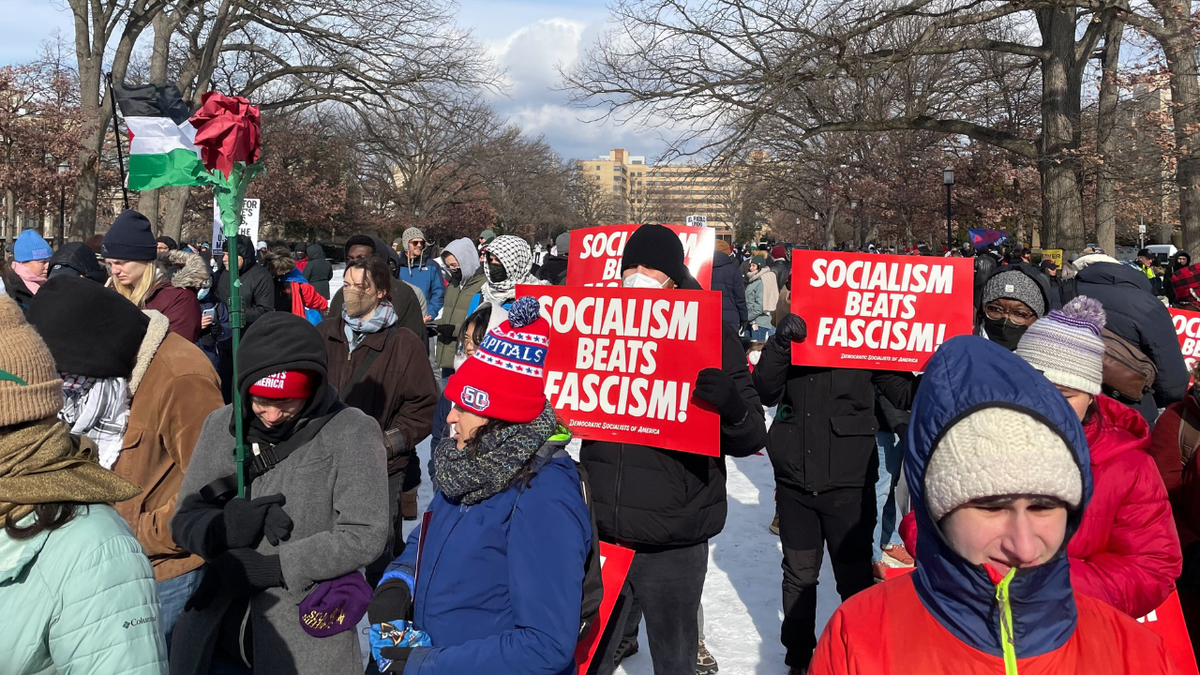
[57,162,68,247]
[943,167,955,252]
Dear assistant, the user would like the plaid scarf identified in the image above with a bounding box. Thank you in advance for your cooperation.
[58,373,130,470]
[342,301,397,353]
[1173,263,1200,304]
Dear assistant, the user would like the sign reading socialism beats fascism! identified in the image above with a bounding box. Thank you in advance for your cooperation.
[789,251,975,371]
[567,224,716,289]
[518,284,723,456]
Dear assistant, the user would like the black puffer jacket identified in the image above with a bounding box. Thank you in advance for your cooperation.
[711,251,747,330]
[1059,261,1189,422]
[752,336,916,492]
[302,244,333,299]
[579,321,767,549]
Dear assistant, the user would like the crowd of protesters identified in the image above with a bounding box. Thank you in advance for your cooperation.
[3,211,1200,675]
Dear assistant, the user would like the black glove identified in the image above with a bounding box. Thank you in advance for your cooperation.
[774,313,808,349]
[209,548,284,597]
[436,324,456,341]
[222,494,291,549]
[369,579,413,624]
[379,647,413,672]
[1182,542,1200,591]
[693,368,748,424]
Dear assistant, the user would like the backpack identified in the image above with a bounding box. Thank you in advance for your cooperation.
[1060,279,1158,402]
[517,447,605,642]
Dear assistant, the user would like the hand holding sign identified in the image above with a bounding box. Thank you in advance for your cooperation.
[694,368,747,423]
[775,314,809,349]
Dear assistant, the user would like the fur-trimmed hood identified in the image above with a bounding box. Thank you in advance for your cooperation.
[165,249,212,290]
[131,310,170,396]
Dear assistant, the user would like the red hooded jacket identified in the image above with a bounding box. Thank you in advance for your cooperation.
[901,394,1181,618]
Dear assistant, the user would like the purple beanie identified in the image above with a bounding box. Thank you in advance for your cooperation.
[299,571,372,637]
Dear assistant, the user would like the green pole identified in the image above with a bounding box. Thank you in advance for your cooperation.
[227,238,247,499]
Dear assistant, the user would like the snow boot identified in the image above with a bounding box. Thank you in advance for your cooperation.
[614,636,639,667]
[697,639,718,674]
[769,512,780,535]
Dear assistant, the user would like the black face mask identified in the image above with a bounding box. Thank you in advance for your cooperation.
[448,268,463,285]
[983,316,1028,351]
[487,261,508,284]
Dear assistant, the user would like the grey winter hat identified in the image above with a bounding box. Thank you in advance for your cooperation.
[982,270,1046,318]
[401,227,426,251]
[555,232,571,255]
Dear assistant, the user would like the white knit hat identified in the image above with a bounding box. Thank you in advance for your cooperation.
[1014,296,1106,395]
[925,407,1082,521]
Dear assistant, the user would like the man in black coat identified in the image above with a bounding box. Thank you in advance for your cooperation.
[213,234,276,400]
[753,314,915,674]
[711,241,747,332]
[580,224,768,675]
[1060,259,1188,423]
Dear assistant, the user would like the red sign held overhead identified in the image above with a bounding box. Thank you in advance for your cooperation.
[517,284,724,456]
[789,251,975,372]
[567,224,716,289]
[1171,308,1200,379]
[574,543,635,675]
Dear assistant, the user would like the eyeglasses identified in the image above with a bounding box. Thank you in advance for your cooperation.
[411,240,426,247]
[983,303,1038,326]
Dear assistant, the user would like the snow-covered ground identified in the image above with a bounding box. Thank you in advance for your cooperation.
[401,410,844,675]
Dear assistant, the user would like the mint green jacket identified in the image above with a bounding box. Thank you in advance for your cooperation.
[0,504,167,675]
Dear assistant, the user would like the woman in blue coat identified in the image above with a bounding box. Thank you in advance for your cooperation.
[367,297,592,675]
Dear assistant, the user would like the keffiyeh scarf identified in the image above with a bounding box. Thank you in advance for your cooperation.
[58,373,131,470]
[483,235,541,297]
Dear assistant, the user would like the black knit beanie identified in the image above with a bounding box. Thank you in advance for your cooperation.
[48,242,109,284]
[27,276,149,378]
[101,210,158,261]
[621,224,692,287]
[156,235,179,251]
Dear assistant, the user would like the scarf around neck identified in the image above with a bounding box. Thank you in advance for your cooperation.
[13,262,46,295]
[0,418,140,526]
[433,401,556,506]
[58,374,131,470]
[342,301,396,352]
[750,267,779,313]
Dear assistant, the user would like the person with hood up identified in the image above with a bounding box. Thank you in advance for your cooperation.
[47,241,108,284]
[0,294,168,674]
[27,276,225,646]
[468,234,545,314]
[1165,251,1192,304]
[975,264,1052,351]
[367,296,592,675]
[435,237,486,377]
[745,254,778,340]
[328,235,426,344]
[535,231,571,285]
[170,312,390,675]
[902,297,1183,619]
[318,255,437,579]
[809,336,1176,675]
[216,234,276,328]
[396,227,444,323]
[292,242,309,272]
[711,240,748,332]
[580,224,768,675]
[170,248,232,374]
[264,245,328,325]
[301,243,333,299]
[3,229,53,312]
[103,210,202,342]
[1060,256,1189,423]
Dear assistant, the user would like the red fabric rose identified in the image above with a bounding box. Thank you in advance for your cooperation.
[190,91,261,178]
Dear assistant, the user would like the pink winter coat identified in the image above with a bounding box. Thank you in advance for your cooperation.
[901,394,1182,618]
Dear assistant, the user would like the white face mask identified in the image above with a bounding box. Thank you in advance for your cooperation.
[453,352,469,371]
[197,287,210,301]
[748,349,762,366]
[623,272,668,289]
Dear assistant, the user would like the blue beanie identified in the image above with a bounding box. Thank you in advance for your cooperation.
[14,230,52,263]
[101,209,157,261]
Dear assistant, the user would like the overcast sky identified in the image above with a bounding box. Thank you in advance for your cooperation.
[0,0,669,162]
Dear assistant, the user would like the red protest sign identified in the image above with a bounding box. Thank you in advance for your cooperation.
[789,251,974,371]
[575,542,635,675]
[517,284,723,456]
[567,224,716,289]
[1172,308,1200,379]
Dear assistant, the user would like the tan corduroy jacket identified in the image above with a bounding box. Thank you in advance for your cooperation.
[111,311,223,581]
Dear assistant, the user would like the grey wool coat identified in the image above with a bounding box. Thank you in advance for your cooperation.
[169,403,389,675]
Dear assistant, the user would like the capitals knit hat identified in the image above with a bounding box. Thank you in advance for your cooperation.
[925,406,1082,521]
[13,230,52,263]
[1015,296,1106,395]
[101,210,157,261]
[401,227,426,251]
[0,295,62,427]
[982,270,1046,318]
[444,296,549,423]
[621,224,691,287]
[299,571,372,638]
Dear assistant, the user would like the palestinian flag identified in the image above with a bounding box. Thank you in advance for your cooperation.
[114,83,206,190]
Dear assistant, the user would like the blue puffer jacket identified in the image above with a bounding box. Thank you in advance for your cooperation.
[711,251,747,330]
[399,258,445,319]
[382,434,591,675]
[905,336,1092,660]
